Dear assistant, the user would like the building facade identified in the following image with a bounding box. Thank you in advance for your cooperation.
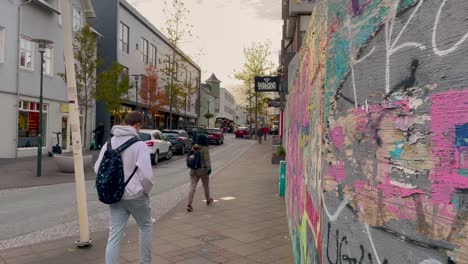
[90,0,201,132]
[204,73,236,131]
[0,0,95,158]
[199,84,215,128]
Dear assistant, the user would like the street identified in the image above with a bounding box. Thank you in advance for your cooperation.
[0,134,254,250]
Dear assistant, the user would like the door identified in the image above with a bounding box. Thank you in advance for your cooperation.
[61,116,71,151]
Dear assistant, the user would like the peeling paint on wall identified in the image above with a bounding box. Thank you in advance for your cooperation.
[285,0,468,263]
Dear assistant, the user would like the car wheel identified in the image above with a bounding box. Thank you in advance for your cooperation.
[221,140,224,145]
[151,152,158,166]
[166,149,173,160]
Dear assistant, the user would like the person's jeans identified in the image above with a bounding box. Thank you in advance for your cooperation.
[106,196,152,264]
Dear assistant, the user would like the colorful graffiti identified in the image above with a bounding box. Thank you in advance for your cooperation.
[285,0,468,263]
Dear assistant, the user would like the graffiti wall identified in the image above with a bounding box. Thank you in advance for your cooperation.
[285,0,468,263]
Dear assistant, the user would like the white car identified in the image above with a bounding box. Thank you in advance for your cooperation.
[139,129,173,165]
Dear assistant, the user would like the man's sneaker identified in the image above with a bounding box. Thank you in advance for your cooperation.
[207,198,214,205]
[186,204,193,212]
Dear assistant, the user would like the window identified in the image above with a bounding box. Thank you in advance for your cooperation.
[185,69,188,84]
[43,47,53,75]
[0,27,4,63]
[72,6,82,30]
[141,38,148,64]
[149,44,157,67]
[189,72,192,87]
[18,100,48,148]
[119,22,129,53]
[19,37,33,70]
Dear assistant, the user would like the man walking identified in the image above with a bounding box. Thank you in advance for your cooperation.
[256,127,264,144]
[263,126,269,142]
[93,122,105,149]
[94,111,154,264]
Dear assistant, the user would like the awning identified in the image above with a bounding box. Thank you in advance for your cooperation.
[90,27,103,38]
[32,0,61,15]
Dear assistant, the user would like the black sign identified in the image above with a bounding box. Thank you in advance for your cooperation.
[254,76,280,92]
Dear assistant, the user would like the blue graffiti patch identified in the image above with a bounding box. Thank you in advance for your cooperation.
[455,124,468,147]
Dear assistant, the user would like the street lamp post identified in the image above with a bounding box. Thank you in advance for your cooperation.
[32,39,53,177]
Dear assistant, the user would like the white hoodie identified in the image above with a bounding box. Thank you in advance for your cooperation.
[94,125,153,200]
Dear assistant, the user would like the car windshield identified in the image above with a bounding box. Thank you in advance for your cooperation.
[138,132,152,141]
[163,133,177,139]
[206,129,219,133]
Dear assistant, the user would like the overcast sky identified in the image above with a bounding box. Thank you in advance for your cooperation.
[127,0,282,92]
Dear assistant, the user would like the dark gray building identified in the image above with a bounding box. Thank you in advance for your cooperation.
[89,0,201,131]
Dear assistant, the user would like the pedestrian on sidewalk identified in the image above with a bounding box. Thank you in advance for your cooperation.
[93,122,105,149]
[94,111,154,264]
[263,126,269,142]
[186,134,213,212]
[256,127,264,144]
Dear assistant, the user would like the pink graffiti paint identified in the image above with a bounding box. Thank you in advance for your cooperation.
[329,126,345,150]
[430,89,468,204]
[328,162,346,183]
[354,180,367,191]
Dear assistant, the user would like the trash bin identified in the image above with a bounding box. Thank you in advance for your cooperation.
[279,161,286,197]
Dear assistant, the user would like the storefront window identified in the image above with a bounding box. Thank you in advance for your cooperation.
[18,100,48,148]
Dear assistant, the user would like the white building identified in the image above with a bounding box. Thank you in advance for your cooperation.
[204,73,237,131]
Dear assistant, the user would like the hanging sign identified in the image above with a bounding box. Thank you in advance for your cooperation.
[254,76,280,92]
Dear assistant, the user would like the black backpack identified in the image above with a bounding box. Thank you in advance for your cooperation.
[96,136,141,204]
[186,148,202,169]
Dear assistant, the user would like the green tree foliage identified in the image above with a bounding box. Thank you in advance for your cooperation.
[96,63,131,124]
[59,24,99,147]
[234,41,275,128]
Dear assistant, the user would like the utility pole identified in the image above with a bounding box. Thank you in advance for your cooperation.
[60,0,91,247]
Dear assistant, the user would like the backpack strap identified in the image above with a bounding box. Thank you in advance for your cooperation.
[124,166,139,187]
[115,136,141,153]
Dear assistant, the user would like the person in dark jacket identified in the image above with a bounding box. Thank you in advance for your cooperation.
[93,122,105,149]
[256,127,264,144]
[186,134,213,211]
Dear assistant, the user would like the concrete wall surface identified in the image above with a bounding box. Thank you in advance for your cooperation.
[285,0,468,263]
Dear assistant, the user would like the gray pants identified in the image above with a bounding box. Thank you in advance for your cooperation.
[106,196,152,264]
[188,169,211,205]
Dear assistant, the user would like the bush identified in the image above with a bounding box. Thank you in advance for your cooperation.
[276,146,286,156]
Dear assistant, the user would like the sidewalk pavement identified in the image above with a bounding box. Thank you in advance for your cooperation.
[0,151,100,190]
[0,138,293,264]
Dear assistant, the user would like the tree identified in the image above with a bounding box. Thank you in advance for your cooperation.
[204,112,214,127]
[139,65,169,128]
[96,63,131,124]
[162,0,194,129]
[59,24,99,148]
[234,41,275,132]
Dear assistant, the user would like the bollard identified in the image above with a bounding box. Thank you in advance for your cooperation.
[279,161,286,197]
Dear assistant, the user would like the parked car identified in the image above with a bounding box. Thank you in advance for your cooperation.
[186,126,207,141]
[206,128,224,145]
[235,127,250,138]
[161,130,193,154]
[139,129,172,165]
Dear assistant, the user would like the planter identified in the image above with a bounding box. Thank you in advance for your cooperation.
[272,154,285,164]
[54,153,93,173]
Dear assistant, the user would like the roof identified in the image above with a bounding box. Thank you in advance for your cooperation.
[205,73,221,83]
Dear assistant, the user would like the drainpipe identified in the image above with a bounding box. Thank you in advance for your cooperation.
[15,0,32,158]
